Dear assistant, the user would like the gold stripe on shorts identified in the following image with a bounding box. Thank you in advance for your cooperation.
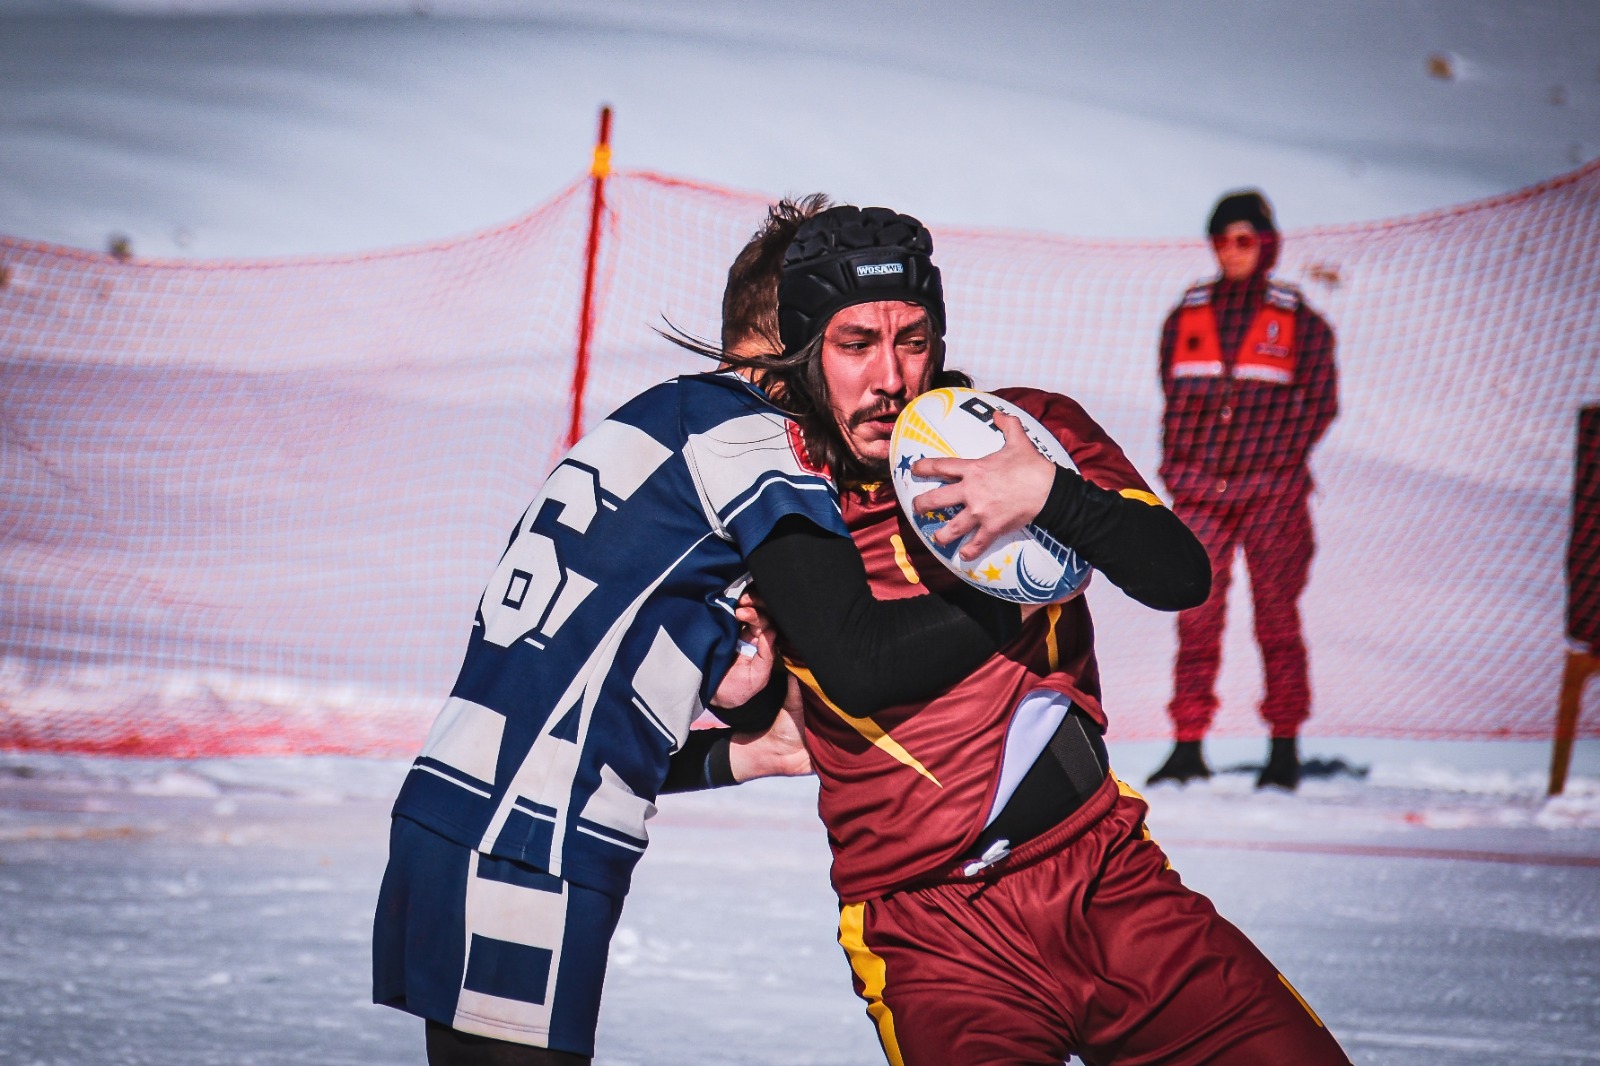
[838,903,905,1066]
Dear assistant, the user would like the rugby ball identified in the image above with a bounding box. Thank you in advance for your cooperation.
[889,388,1093,604]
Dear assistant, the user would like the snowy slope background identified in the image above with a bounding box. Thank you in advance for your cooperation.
[2,2,1599,1064]
[4,0,1600,257]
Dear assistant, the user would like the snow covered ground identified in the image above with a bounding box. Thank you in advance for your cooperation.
[1,747,1597,1065]
[4,2,1600,1063]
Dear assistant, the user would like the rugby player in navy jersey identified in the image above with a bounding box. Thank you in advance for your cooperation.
[372,197,1055,1066]
[736,205,1353,1065]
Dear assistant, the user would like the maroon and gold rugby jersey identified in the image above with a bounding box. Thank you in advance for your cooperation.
[796,387,1154,901]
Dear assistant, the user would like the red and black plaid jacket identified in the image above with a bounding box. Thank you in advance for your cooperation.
[1158,272,1338,503]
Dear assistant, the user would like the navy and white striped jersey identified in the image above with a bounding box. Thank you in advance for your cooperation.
[391,372,844,898]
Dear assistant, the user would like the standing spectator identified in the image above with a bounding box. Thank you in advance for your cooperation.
[1149,190,1339,791]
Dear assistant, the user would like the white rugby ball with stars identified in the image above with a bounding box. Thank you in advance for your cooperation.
[889,387,1093,604]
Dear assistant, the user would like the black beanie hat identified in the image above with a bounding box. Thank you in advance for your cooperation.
[777,205,946,355]
[1206,190,1277,237]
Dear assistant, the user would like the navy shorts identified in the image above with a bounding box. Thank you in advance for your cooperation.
[373,816,624,1057]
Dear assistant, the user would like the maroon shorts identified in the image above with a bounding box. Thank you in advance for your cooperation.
[836,777,1351,1066]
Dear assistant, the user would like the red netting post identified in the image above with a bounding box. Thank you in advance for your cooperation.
[566,105,613,449]
[1551,404,1600,795]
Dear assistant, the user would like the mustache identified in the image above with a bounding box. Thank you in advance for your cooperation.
[847,395,906,430]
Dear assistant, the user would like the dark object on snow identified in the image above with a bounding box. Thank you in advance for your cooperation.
[1302,757,1368,780]
[1217,754,1367,782]
[1256,737,1300,791]
[1147,740,1211,785]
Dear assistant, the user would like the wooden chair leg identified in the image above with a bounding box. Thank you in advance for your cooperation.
[1550,649,1600,796]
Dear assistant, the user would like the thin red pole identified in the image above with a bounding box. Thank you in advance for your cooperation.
[566,105,612,449]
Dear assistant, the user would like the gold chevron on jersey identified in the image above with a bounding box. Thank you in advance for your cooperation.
[789,663,943,788]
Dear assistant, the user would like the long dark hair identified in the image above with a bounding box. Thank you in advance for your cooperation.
[660,193,832,368]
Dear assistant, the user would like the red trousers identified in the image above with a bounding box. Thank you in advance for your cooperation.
[1168,490,1315,740]
[838,778,1349,1066]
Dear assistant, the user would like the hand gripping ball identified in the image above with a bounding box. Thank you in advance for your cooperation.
[889,388,1093,604]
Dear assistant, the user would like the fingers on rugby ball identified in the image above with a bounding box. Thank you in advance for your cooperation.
[889,387,1093,604]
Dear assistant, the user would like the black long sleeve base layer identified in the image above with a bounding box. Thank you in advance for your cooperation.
[746,516,1022,717]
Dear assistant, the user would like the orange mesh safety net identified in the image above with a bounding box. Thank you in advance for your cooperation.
[2,165,1597,755]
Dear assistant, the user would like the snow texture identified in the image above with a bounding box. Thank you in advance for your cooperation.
[0,748,1597,1065]
[1,1,1597,257]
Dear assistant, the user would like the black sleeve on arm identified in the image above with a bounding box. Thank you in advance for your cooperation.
[659,728,737,794]
[1035,468,1211,612]
[747,516,1022,718]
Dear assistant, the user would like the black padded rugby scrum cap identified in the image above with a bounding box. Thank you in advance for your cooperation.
[777,205,946,355]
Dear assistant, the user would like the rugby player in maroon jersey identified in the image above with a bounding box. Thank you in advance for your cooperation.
[735,205,1354,1066]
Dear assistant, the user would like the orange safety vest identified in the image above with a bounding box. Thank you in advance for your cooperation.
[1171,282,1299,385]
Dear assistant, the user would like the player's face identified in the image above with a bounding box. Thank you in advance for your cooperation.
[819,301,936,467]
[1213,221,1261,281]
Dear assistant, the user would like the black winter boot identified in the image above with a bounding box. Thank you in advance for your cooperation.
[1146,740,1211,785]
[1256,737,1301,791]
